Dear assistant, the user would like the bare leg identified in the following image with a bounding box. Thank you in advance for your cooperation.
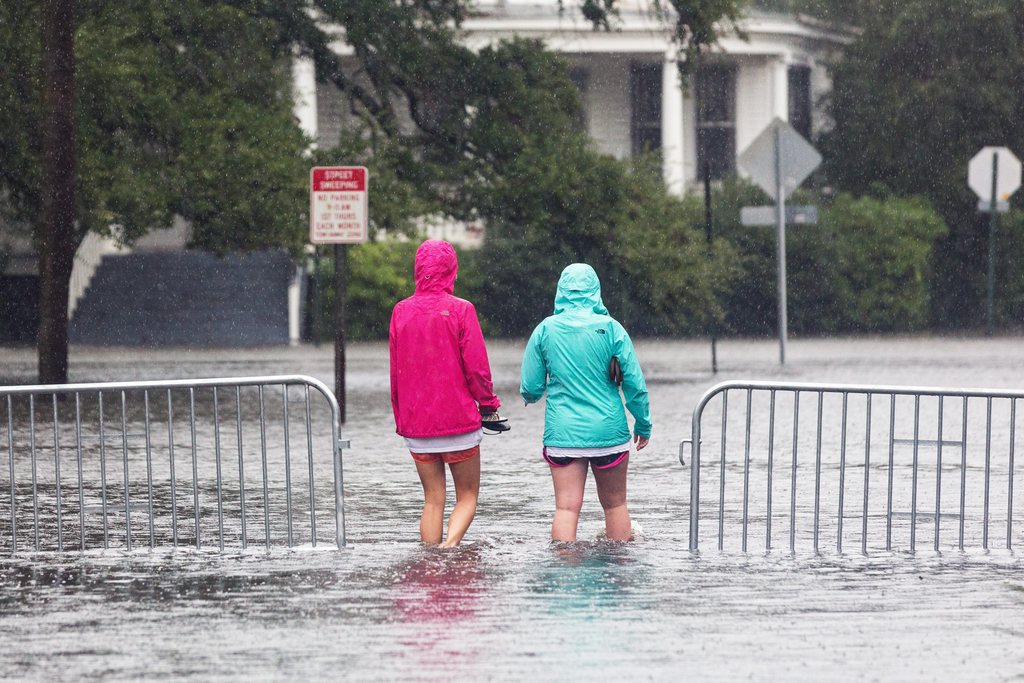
[441,454,480,548]
[414,459,446,545]
[593,455,631,541]
[550,459,588,542]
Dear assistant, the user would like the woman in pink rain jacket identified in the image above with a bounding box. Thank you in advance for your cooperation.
[389,239,506,547]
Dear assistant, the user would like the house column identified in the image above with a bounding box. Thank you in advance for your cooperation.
[292,54,318,146]
[661,50,686,196]
[291,55,318,345]
[772,56,790,122]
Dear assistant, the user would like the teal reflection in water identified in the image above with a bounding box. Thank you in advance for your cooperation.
[529,542,651,616]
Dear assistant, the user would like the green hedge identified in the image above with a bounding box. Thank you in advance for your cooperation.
[313,182,948,341]
[826,194,946,332]
[309,241,418,342]
[712,179,947,335]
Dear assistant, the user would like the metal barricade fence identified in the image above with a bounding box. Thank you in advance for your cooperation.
[683,381,1022,553]
[0,375,347,553]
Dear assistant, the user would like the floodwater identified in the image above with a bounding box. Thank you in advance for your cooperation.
[1,337,1023,680]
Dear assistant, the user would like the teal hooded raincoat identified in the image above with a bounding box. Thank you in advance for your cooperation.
[520,264,652,448]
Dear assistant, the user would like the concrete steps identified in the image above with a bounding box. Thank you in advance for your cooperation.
[69,250,294,347]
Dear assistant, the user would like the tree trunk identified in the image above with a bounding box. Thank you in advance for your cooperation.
[37,0,76,385]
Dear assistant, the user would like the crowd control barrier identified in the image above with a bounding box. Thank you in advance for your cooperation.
[0,376,346,553]
[682,381,1022,553]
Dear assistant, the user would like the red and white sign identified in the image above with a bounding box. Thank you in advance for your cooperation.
[310,166,368,244]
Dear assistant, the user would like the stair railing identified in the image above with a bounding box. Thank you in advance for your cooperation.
[68,232,126,319]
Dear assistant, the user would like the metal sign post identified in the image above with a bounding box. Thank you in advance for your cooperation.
[967,146,1021,335]
[703,161,717,373]
[738,118,821,365]
[312,247,322,347]
[310,166,369,422]
[774,125,788,364]
[987,152,999,335]
[334,243,346,419]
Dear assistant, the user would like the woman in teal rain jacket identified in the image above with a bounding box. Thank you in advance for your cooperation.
[521,263,652,542]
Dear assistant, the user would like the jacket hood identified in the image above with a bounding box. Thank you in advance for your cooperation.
[414,239,458,294]
[554,263,608,315]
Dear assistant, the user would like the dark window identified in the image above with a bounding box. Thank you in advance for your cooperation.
[696,63,737,180]
[569,66,589,131]
[630,63,662,155]
[788,65,812,139]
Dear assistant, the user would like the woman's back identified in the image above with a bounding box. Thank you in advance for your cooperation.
[521,264,651,448]
[389,240,499,439]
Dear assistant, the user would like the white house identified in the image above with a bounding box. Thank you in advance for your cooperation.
[300,0,845,198]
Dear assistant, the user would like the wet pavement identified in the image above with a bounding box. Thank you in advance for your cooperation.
[1,337,1023,680]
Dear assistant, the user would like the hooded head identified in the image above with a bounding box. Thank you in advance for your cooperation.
[554,263,609,315]
[414,239,458,294]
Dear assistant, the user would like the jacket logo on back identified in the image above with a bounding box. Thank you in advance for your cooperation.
[595,329,606,335]
[440,310,450,316]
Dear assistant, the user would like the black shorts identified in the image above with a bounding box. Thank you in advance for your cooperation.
[542,448,629,470]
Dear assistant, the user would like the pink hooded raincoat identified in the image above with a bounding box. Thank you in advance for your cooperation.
[389,240,500,438]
